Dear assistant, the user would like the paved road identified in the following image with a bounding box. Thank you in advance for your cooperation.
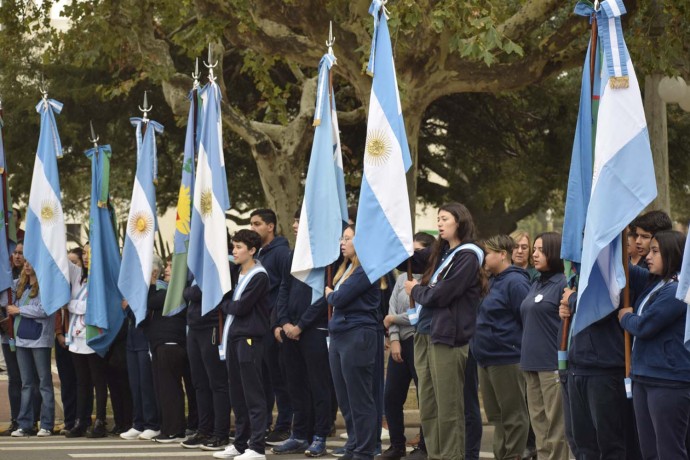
[0,427,500,460]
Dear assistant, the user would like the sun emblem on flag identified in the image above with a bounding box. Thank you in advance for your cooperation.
[40,200,60,226]
[200,189,213,218]
[365,129,392,166]
[128,211,153,240]
[175,184,191,235]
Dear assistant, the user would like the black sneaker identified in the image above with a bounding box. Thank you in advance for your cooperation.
[153,433,187,443]
[199,435,231,451]
[65,423,88,438]
[86,419,107,439]
[181,432,210,449]
[404,447,428,460]
[265,429,290,446]
[1,421,18,437]
[379,445,406,459]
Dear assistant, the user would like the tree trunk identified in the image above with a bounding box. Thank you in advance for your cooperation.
[644,74,671,216]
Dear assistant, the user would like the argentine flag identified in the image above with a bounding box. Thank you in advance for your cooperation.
[118,118,163,325]
[24,98,70,315]
[572,0,657,337]
[677,229,690,350]
[291,52,348,302]
[354,0,414,283]
[0,109,17,294]
[187,79,232,315]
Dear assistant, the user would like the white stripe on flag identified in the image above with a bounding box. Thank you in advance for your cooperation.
[125,178,154,284]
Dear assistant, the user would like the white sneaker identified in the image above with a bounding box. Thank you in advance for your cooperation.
[235,449,266,460]
[213,445,243,458]
[138,429,160,440]
[339,432,348,440]
[37,428,52,437]
[380,427,390,441]
[11,428,32,437]
[120,427,142,440]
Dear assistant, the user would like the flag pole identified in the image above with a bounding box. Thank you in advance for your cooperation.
[0,100,14,347]
[327,24,335,322]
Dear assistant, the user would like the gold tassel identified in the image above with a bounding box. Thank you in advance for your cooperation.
[609,76,629,89]
[97,200,107,208]
[313,119,321,127]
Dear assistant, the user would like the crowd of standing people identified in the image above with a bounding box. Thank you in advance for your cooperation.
[1,204,690,460]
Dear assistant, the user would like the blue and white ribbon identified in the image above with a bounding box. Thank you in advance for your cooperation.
[574,0,630,89]
[313,53,337,127]
[365,0,389,76]
[35,98,64,159]
[129,117,163,183]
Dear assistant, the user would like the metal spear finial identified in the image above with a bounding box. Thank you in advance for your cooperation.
[204,43,218,82]
[138,91,152,122]
[326,21,335,55]
[192,57,201,88]
[88,120,99,149]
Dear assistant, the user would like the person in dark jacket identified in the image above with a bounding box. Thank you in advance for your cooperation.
[181,272,231,451]
[519,232,569,460]
[380,232,435,460]
[272,214,332,457]
[619,230,690,459]
[250,208,293,444]
[214,229,270,460]
[404,202,485,460]
[142,255,189,443]
[473,235,530,460]
[325,224,381,460]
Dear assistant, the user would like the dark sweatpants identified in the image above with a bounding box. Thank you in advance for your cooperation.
[227,338,267,454]
[281,327,332,440]
[55,339,78,429]
[262,332,292,431]
[464,348,482,460]
[562,373,627,460]
[633,381,690,460]
[330,328,377,460]
[151,344,187,436]
[187,327,230,438]
[71,353,104,422]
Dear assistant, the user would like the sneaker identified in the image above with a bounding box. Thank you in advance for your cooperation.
[138,429,160,440]
[404,447,428,460]
[109,425,126,436]
[339,431,348,440]
[181,432,210,449]
[235,448,267,459]
[37,428,52,437]
[120,427,142,440]
[265,429,290,446]
[153,433,187,443]
[66,423,88,438]
[87,419,107,438]
[200,436,231,451]
[332,446,349,457]
[379,445,406,459]
[380,427,390,442]
[1,421,18,436]
[11,428,35,437]
[305,435,327,457]
[213,445,243,458]
[272,436,309,454]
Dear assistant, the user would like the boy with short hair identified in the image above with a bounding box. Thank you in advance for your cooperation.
[214,230,270,460]
[631,210,672,268]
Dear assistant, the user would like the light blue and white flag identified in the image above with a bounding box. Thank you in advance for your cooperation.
[24,97,70,315]
[572,0,657,337]
[85,144,125,356]
[291,52,348,302]
[118,118,163,325]
[676,229,690,349]
[354,0,414,283]
[187,79,232,315]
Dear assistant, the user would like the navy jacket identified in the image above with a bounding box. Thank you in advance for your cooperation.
[276,250,328,331]
[473,266,530,367]
[565,294,624,375]
[219,263,270,340]
[144,284,187,353]
[407,243,482,347]
[184,285,222,331]
[327,265,380,334]
[620,265,690,383]
[520,272,567,371]
[256,236,291,311]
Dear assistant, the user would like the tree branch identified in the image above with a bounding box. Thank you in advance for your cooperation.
[497,0,563,41]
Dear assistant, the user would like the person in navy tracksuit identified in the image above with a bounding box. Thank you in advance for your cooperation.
[619,230,690,460]
[325,224,381,460]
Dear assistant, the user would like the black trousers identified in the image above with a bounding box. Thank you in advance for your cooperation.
[464,348,482,460]
[228,338,267,454]
[262,331,292,431]
[151,344,188,436]
[71,352,105,422]
[187,327,230,438]
[562,372,627,460]
[633,381,690,460]
[106,325,133,430]
[182,353,198,431]
[281,327,332,440]
[384,336,425,450]
[55,339,78,428]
